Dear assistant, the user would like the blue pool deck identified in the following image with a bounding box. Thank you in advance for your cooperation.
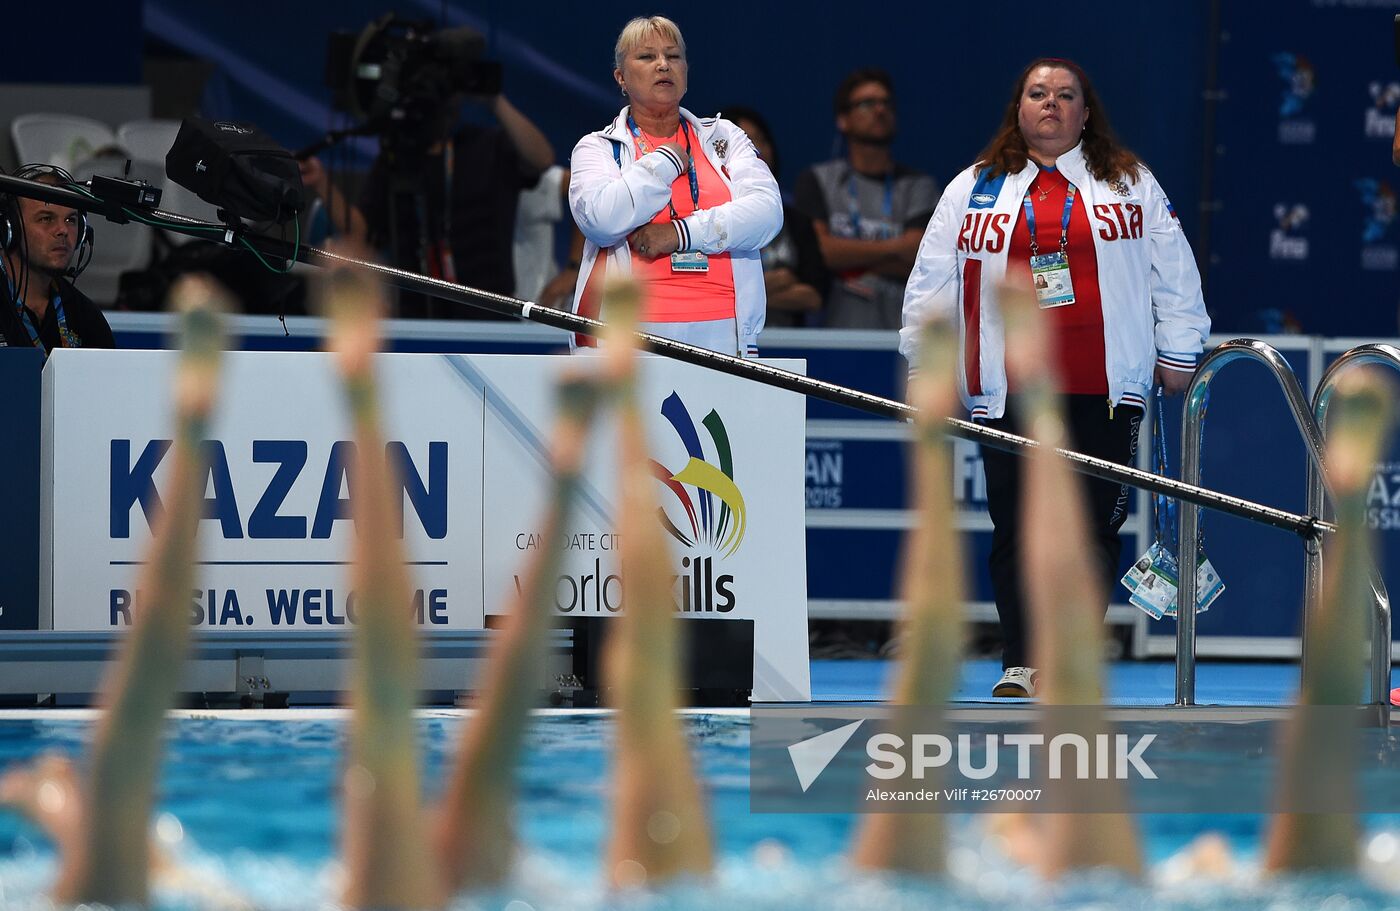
[808,658,1400,706]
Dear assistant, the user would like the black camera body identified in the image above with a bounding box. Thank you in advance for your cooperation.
[326,15,503,138]
[166,119,304,225]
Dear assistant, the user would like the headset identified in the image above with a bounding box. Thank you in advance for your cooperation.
[1,163,93,279]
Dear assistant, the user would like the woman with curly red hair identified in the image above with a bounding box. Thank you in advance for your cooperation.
[900,58,1211,698]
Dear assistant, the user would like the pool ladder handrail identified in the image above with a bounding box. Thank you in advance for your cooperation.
[1176,339,1389,708]
[1304,343,1398,709]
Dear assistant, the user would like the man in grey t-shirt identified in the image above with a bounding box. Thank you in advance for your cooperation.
[795,68,939,329]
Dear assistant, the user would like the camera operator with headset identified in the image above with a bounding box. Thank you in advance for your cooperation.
[1,165,115,354]
[307,18,554,319]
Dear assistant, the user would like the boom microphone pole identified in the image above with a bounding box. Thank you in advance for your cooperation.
[0,171,1335,542]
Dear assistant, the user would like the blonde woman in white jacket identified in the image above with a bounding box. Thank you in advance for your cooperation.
[567,16,782,357]
[901,58,1210,698]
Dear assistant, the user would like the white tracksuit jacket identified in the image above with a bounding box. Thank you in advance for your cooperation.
[568,106,782,355]
[899,142,1210,419]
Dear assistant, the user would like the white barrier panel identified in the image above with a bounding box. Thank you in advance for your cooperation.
[471,356,810,702]
[41,350,810,701]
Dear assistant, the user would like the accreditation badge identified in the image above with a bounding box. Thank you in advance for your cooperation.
[671,251,709,272]
[1121,541,1226,621]
[1029,251,1075,308]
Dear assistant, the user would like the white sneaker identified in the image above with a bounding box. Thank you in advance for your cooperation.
[992,666,1038,698]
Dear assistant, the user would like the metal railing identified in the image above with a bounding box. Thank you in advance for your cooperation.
[1177,339,1389,708]
[1305,344,1400,708]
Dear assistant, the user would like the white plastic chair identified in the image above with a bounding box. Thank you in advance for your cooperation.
[114,118,181,164]
[117,119,220,240]
[11,113,116,173]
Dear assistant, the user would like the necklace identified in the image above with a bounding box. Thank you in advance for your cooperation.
[1036,178,1051,202]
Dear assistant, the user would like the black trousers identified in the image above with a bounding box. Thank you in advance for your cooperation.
[979,394,1144,669]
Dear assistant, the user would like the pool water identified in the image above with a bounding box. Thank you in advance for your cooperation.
[0,711,1396,910]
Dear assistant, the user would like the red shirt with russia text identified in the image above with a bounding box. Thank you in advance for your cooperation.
[1005,165,1108,395]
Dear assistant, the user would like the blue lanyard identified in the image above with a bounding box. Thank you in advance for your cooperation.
[846,170,894,237]
[627,115,699,218]
[1022,177,1077,257]
[14,289,72,359]
[1152,385,1207,550]
[1152,387,1176,545]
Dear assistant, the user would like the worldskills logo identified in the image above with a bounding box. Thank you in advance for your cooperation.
[652,392,744,613]
[653,391,746,557]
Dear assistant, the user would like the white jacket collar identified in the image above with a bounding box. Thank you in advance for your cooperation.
[1034,141,1086,180]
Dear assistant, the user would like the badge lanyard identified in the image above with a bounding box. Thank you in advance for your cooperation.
[1023,177,1079,310]
[846,170,893,238]
[14,290,72,360]
[627,116,699,218]
[1121,386,1221,621]
[1022,181,1077,257]
[1153,385,1207,554]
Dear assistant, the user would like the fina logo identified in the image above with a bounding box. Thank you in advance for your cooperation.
[970,193,997,208]
[1273,52,1316,144]
[1356,179,1396,243]
[1268,203,1309,261]
[1367,82,1400,139]
[1356,178,1398,270]
[653,391,746,557]
[1273,52,1315,117]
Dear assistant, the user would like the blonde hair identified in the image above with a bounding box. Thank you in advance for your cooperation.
[613,16,686,70]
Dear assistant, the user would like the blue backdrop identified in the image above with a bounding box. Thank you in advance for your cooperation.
[1207,1,1400,337]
